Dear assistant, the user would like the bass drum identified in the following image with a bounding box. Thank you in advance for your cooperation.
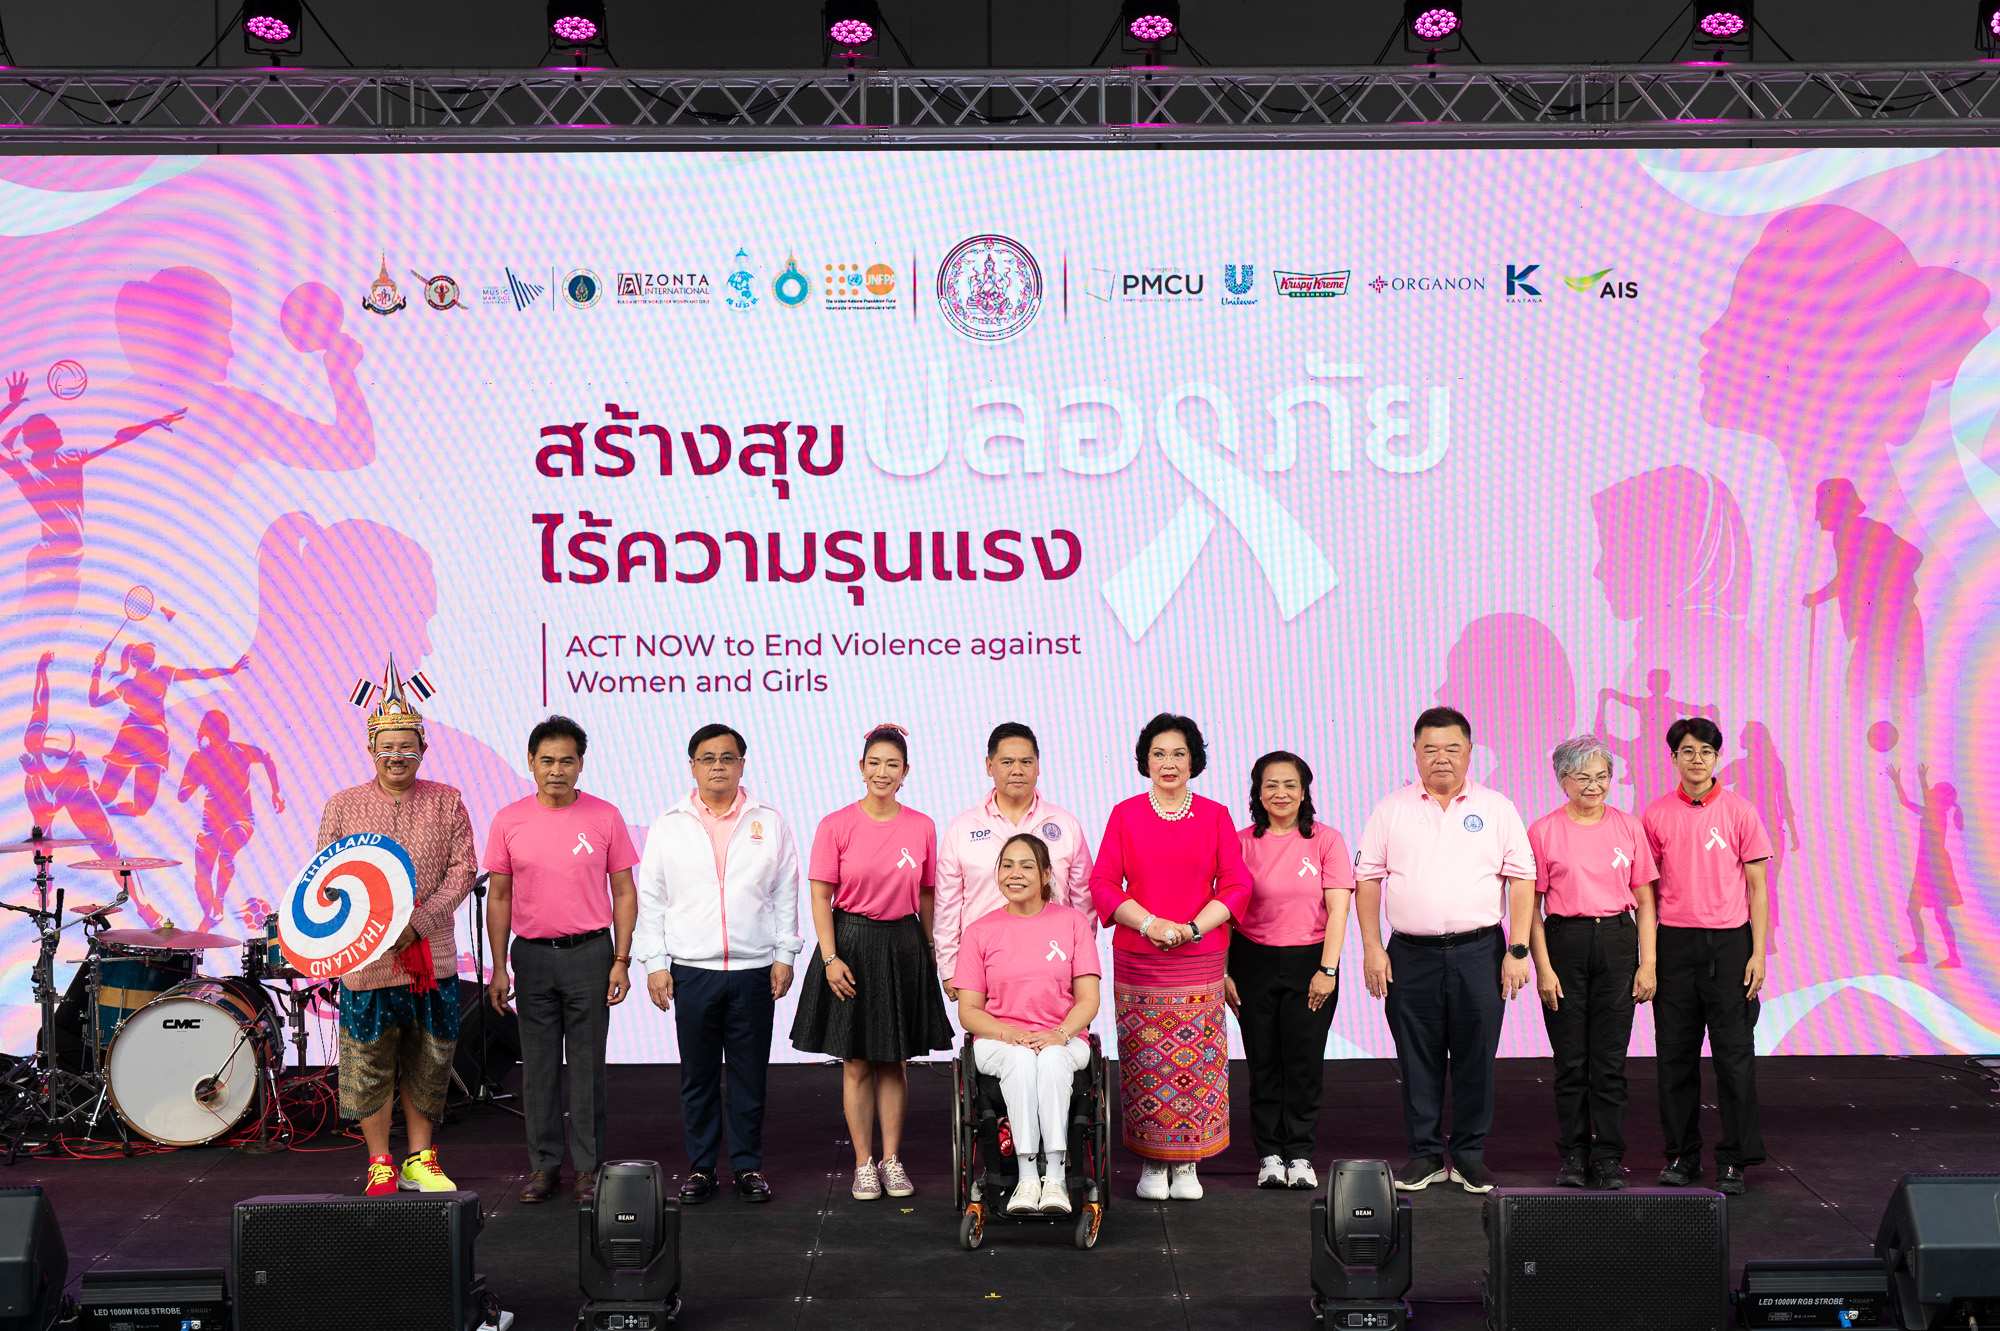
[106,978,279,1145]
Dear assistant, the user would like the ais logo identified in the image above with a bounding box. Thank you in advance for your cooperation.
[1561,267,1639,300]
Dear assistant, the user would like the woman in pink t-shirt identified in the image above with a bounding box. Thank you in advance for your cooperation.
[954,832,1101,1218]
[1227,751,1354,1192]
[1087,712,1253,1201]
[790,724,953,1202]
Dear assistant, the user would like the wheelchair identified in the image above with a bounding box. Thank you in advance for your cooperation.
[950,1031,1112,1251]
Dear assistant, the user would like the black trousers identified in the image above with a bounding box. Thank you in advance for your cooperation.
[1539,913,1637,1162]
[1384,929,1504,1163]
[512,933,613,1174]
[1229,933,1339,1161]
[1654,924,1765,1167]
[672,964,775,1174]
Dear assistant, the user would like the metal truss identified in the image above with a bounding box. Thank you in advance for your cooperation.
[5,63,2000,145]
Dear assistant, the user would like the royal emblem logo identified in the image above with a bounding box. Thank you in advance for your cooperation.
[564,269,603,309]
[1272,269,1350,299]
[750,819,765,842]
[1462,814,1485,833]
[361,256,408,316]
[410,271,461,311]
[725,248,760,310]
[773,255,811,308]
[1040,821,1062,842]
[936,234,1043,342]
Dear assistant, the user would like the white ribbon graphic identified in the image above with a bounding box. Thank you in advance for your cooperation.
[1704,828,1727,851]
[1101,381,1339,640]
[1045,940,1067,962]
[897,847,917,869]
[1298,857,1319,877]
[1612,847,1631,869]
[572,832,595,856]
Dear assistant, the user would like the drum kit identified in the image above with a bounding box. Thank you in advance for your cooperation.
[0,826,336,1158]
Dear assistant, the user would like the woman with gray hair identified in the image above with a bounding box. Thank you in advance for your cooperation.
[1525,735,1658,1191]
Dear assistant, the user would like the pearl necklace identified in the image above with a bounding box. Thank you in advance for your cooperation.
[1148,788,1194,822]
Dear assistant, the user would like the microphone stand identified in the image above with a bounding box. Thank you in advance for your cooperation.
[450,872,520,1119]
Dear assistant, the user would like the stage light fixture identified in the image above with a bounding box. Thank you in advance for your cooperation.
[823,0,882,60]
[1120,0,1181,54]
[1309,1161,1413,1330]
[1693,2,1752,52]
[579,1162,682,1329]
[548,0,607,54]
[1979,1,2000,54]
[243,0,302,56]
[1402,1,1463,55]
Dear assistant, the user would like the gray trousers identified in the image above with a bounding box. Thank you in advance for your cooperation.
[511,932,612,1174]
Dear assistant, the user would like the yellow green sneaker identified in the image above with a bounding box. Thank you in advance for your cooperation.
[399,1147,456,1192]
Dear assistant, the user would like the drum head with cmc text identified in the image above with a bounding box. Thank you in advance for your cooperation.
[106,979,276,1145]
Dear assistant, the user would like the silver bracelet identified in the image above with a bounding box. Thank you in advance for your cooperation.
[1137,912,1157,934]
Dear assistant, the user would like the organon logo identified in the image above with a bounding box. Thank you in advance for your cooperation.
[935,234,1043,341]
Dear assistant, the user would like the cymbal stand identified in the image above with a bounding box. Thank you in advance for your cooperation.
[449,873,520,1119]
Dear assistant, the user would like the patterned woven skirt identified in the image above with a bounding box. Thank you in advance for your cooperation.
[1114,948,1230,1162]
[337,981,461,1122]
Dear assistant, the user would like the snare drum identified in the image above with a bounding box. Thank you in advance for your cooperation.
[95,949,199,1052]
[106,978,280,1145]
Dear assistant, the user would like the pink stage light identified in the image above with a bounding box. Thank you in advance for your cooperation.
[829,18,875,45]
[245,14,292,42]
[1411,7,1460,41]
[1990,8,2000,35]
[1698,10,1746,37]
[1128,12,1176,40]
[551,14,599,43]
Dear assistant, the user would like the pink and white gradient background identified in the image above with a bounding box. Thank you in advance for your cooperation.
[0,147,1992,1063]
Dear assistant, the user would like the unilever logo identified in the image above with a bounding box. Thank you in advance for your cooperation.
[1221,263,1258,307]
[726,248,759,310]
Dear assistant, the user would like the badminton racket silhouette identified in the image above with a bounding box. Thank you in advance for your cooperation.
[96,585,176,667]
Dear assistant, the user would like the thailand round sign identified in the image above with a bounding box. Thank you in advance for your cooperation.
[935,234,1042,341]
[279,833,416,978]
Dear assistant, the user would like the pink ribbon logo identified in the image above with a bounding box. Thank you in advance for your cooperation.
[1045,940,1067,962]
[572,832,594,856]
[897,847,917,869]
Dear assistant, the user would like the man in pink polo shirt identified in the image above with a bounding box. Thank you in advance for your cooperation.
[934,722,1094,1000]
[1356,706,1536,1195]
[1643,715,1772,1197]
[484,715,640,1206]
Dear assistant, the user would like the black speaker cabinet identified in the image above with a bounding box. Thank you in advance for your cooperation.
[1484,1188,1729,1331]
[233,1193,484,1331]
[1876,1173,2000,1329]
[0,1187,66,1331]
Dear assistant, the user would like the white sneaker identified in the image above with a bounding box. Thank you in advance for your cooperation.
[1168,1162,1203,1200]
[852,1158,881,1200]
[1006,1176,1041,1215]
[1257,1155,1288,1188]
[1039,1177,1073,1215]
[880,1155,914,1198]
[1288,1159,1319,1190]
[1136,1160,1170,1200]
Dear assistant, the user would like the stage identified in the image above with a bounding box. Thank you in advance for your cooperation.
[19,1053,1989,1329]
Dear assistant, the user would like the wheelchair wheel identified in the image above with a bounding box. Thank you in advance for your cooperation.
[959,1203,986,1251]
[952,1053,976,1211]
[1073,1201,1103,1250]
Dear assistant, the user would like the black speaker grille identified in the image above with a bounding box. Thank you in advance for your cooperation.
[235,1197,465,1331]
[1490,1192,1725,1331]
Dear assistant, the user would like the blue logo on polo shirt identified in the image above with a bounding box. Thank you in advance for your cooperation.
[1462,814,1485,832]
[1041,822,1062,841]
[969,829,990,841]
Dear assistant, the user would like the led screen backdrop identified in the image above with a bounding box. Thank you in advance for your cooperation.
[0,147,1995,1062]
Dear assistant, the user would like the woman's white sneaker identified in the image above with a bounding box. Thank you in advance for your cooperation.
[1039,1177,1073,1215]
[1168,1162,1203,1199]
[1006,1177,1041,1215]
[1257,1155,1288,1188]
[1287,1159,1319,1190]
[852,1159,881,1200]
[880,1155,914,1198]
[1136,1161,1171,1199]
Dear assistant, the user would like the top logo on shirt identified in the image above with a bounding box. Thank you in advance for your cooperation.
[969,828,991,842]
[1462,814,1485,833]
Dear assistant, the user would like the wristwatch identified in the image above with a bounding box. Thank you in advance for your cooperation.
[1186,920,1204,943]
[1507,943,1530,960]
[1320,965,1339,978]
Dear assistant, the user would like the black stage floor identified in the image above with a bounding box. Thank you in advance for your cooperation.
[23,1055,1997,1330]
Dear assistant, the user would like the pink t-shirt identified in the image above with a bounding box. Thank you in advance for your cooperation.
[809,802,937,921]
[951,902,1099,1031]
[1643,785,1774,929]
[1529,805,1658,919]
[483,791,640,940]
[1355,780,1534,936]
[1236,824,1356,947]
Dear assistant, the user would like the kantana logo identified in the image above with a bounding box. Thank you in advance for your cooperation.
[725,248,760,310]
[1221,263,1258,306]
[564,269,603,309]
[1504,264,1542,301]
[361,256,408,316]
[616,271,713,305]
[504,267,547,311]
[822,261,897,311]
[935,234,1043,342]
[409,270,461,311]
[773,255,811,308]
[1272,269,1350,298]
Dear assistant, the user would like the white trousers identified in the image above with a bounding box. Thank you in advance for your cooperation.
[972,1036,1091,1156]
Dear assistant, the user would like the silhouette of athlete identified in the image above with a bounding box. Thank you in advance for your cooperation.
[176,709,283,932]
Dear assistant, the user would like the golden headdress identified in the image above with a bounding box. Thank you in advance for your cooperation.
[350,655,435,741]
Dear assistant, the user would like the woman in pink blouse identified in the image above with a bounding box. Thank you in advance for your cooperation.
[790,724,954,1201]
[1088,713,1252,1200]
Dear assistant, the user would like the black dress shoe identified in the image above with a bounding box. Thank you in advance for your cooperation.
[573,1171,598,1205]
[519,1169,561,1204]
[1588,1159,1627,1191]
[1659,1155,1701,1187]
[735,1170,773,1203]
[1555,1154,1588,1188]
[1716,1165,1747,1195]
[679,1171,717,1204]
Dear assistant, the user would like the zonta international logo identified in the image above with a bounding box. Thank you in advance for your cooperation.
[616,271,713,304]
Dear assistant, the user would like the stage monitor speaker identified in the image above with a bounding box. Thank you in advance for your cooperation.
[0,1186,66,1331]
[1875,1173,2000,1330]
[1483,1188,1728,1331]
[1309,1160,1412,1328]
[234,1192,486,1331]
[78,1268,228,1331]
[579,1161,681,1328]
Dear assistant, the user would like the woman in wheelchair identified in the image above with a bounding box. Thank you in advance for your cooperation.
[952,832,1100,1217]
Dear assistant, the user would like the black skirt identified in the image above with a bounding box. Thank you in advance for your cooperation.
[789,910,954,1063]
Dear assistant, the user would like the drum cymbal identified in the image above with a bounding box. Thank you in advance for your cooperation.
[0,835,95,853]
[99,926,240,949]
[68,856,182,872]
[69,901,120,918]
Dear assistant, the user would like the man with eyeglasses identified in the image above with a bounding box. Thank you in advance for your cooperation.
[1525,736,1658,1191]
[634,723,804,1205]
[484,714,639,1205]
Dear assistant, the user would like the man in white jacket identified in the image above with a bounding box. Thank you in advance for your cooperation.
[636,723,804,1205]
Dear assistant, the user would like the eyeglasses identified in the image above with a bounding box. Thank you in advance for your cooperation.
[693,754,742,768]
[1563,773,1612,788]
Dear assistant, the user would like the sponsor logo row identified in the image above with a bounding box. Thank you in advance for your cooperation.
[360,239,1637,342]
